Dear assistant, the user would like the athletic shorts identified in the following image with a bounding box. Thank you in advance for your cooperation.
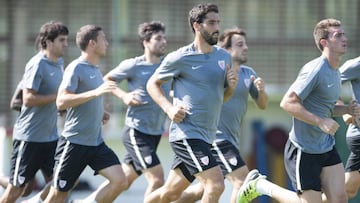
[345,135,360,172]
[284,139,342,193]
[171,139,219,182]
[211,140,245,176]
[52,136,121,192]
[9,139,57,187]
[122,126,162,175]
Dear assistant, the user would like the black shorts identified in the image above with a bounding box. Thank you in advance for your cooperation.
[171,139,219,182]
[211,140,245,176]
[122,126,162,174]
[345,135,360,172]
[284,139,342,193]
[9,139,57,187]
[52,136,121,192]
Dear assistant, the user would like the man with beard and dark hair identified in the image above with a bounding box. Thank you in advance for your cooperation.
[175,27,268,203]
[0,21,68,203]
[103,21,169,199]
[144,3,238,203]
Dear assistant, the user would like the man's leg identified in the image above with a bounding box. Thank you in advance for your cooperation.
[321,163,347,203]
[174,182,204,203]
[225,165,249,203]
[121,163,140,190]
[195,165,225,203]
[92,164,127,203]
[144,168,191,203]
[345,171,360,199]
[143,164,164,197]
[0,184,26,203]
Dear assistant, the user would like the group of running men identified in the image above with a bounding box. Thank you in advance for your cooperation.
[1,2,360,203]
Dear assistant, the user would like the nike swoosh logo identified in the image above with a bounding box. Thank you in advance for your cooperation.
[192,66,202,70]
[327,84,334,88]
[90,75,96,79]
[49,72,55,76]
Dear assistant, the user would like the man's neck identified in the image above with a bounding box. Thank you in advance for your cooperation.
[232,61,242,72]
[193,36,213,53]
[42,50,58,62]
[322,50,342,69]
[81,52,100,66]
[144,50,161,64]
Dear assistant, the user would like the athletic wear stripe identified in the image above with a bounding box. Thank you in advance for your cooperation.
[212,142,232,173]
[13,141,25,185]
[130,128,147,169]
[183,139,203,172]
[296,149,302,192]
[53,140,70,188]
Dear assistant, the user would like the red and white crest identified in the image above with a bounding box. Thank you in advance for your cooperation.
[145,155,152,164]
[59,180,67,189]
[200,156,209,165]
[244,78,250,88]
[229,157,238,166]
[18,176,25,185]
[218,60,225,70]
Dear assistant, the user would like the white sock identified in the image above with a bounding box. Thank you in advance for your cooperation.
[256,178,273,197]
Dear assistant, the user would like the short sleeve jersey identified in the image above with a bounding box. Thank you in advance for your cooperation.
[339,56,360,137]
[60,58,104,146]
[107,55,170,135]
[13,52,63,142]
[288,55,340,153]
[216,65,259,147]
[153,43,231,144]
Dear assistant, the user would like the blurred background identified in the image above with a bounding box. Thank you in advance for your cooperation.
[0,0,359,202]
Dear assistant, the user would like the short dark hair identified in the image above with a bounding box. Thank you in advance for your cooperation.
[35,21,69,50]
[188,3,219,33]
[313,18,341,51]
[218,28,247,49]
[138,21,165,49]
[76,25,102,51]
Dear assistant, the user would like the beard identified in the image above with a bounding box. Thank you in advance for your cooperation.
[200,29,218,45]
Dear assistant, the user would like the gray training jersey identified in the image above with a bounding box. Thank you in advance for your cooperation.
[13,52,63,142]
[153,43,231,144]
[60,58,104,146]
[107,55,170,135]
[216,65,259,147]
[340,56,360,137]
[288,55,340,154]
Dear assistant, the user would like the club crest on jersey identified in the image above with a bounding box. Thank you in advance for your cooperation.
[145,156,152,164]
[18,176,25,185]
[59,180,67,188]
[244,78,250,88]
[229,157,238,166]
[218,60,225,70]
[200,156,209,165]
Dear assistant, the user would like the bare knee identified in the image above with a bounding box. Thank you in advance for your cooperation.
[327,191,348,203]
[149,177,164,189]
[111,176,128,193]
[160,186,184,202]
[204,181,225,197]
[346,187,358,199]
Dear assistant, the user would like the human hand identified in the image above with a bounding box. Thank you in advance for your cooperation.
[226,66,238,89]
[166,105,188,123]
[250,75,265,92]
[122,89,146,106]
[318,117,340,136]
[95,81,117,96]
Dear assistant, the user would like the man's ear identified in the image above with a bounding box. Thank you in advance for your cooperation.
[193,22,201,32]
[319,38,327,49]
